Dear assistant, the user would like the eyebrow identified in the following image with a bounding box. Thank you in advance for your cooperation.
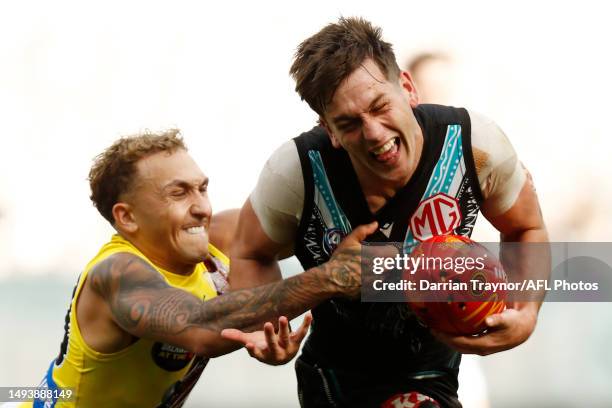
[163,177,209,190]
[331,94,386,126]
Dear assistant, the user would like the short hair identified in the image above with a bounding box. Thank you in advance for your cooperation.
[89,129,186,225]
[290,17,400,116]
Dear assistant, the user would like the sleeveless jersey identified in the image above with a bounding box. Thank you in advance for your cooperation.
[25,234,228,408]
[294,104,483,375]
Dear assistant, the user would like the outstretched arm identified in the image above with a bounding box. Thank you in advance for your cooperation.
[89,222,376,358]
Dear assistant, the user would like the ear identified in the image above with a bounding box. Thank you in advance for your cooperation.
[319,116,342,149]
[112,202,138,234]
[399,71,420,108]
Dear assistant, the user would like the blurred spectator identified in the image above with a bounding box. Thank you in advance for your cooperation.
[407,52,457,106]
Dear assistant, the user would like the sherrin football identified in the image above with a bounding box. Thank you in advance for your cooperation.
[405,234,507,335]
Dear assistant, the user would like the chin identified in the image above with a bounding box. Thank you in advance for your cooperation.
[192,247,210,262]
[177,244,209,264]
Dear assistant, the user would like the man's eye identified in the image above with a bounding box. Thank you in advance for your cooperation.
[170,190,187,197]
[339,122,358,132]
[199,186,208,194]
[373,103,388,112]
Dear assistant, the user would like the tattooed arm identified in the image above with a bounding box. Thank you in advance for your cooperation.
[88,222,377,357]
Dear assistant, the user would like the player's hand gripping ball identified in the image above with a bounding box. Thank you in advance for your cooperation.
[405,234,507,335]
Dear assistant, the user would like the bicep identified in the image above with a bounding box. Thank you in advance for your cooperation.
[230,141,304,288]
[88,253,215,354]
[483,171,550,296]
[470,112,547,238]
[229,199,289,289]
[483,170,546,239]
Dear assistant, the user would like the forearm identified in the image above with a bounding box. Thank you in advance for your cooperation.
[109,272,327,358]
[501,226,550,312]
[501,224,548,244]
[97,225,366,356]
[91,253,334,357]
[192,264,337,333]
[197,331,244,358]
[192,266,328,358]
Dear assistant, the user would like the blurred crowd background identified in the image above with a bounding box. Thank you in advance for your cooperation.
[1,1,611,406]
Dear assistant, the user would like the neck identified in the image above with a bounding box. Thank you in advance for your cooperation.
[121,233,197,276]
[153,259,196,276]
[143,253,196,276]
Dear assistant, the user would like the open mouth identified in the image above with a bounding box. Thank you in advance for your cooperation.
[370,137,400,162]
[185,226,206,235]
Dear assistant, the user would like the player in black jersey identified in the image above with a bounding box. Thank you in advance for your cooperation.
[229,17,549,407]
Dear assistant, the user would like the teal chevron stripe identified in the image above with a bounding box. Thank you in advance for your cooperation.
[308,151,351,234]
[403,125,463,253]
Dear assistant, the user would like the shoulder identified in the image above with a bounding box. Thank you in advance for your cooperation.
[468,110,507,150]
[88,252,166,298]
[251,139,304,216]
[266,139,302,181]
[467,110,517,176]
[249,139,305,246]
[467,110,526,215]
[209,208,240,256]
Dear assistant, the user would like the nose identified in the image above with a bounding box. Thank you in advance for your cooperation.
[190,192,212,221]
[361,116,387,143]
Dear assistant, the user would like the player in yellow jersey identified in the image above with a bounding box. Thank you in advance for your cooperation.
[14,129,376,408]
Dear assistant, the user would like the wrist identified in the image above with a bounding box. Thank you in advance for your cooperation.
[312,261,345,297]
[511,301,539,330]
[319,258,361,298]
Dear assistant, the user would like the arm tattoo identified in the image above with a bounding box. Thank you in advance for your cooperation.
[89,250,361,339]
[90,254,197,336]
[195,246,363,332]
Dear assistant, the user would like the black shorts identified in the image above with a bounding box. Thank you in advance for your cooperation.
[295,353,461,408]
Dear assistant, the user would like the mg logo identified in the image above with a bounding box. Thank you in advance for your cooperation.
[410,193,461,241]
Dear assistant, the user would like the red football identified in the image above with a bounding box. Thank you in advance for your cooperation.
[405,234,507,335]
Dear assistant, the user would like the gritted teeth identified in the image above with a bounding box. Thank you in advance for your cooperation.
[186,226,205,234]
[371,137,399,156]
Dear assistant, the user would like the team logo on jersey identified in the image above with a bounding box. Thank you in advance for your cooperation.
[151,342,194,372]
[379,222,394,238]
[323,227,345,255]
[410,193,462,241]
[381,391,439,408]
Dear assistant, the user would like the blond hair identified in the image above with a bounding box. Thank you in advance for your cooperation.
[89,129,186,224]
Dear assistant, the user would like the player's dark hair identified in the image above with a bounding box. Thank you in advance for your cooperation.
[290,17,400,116]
